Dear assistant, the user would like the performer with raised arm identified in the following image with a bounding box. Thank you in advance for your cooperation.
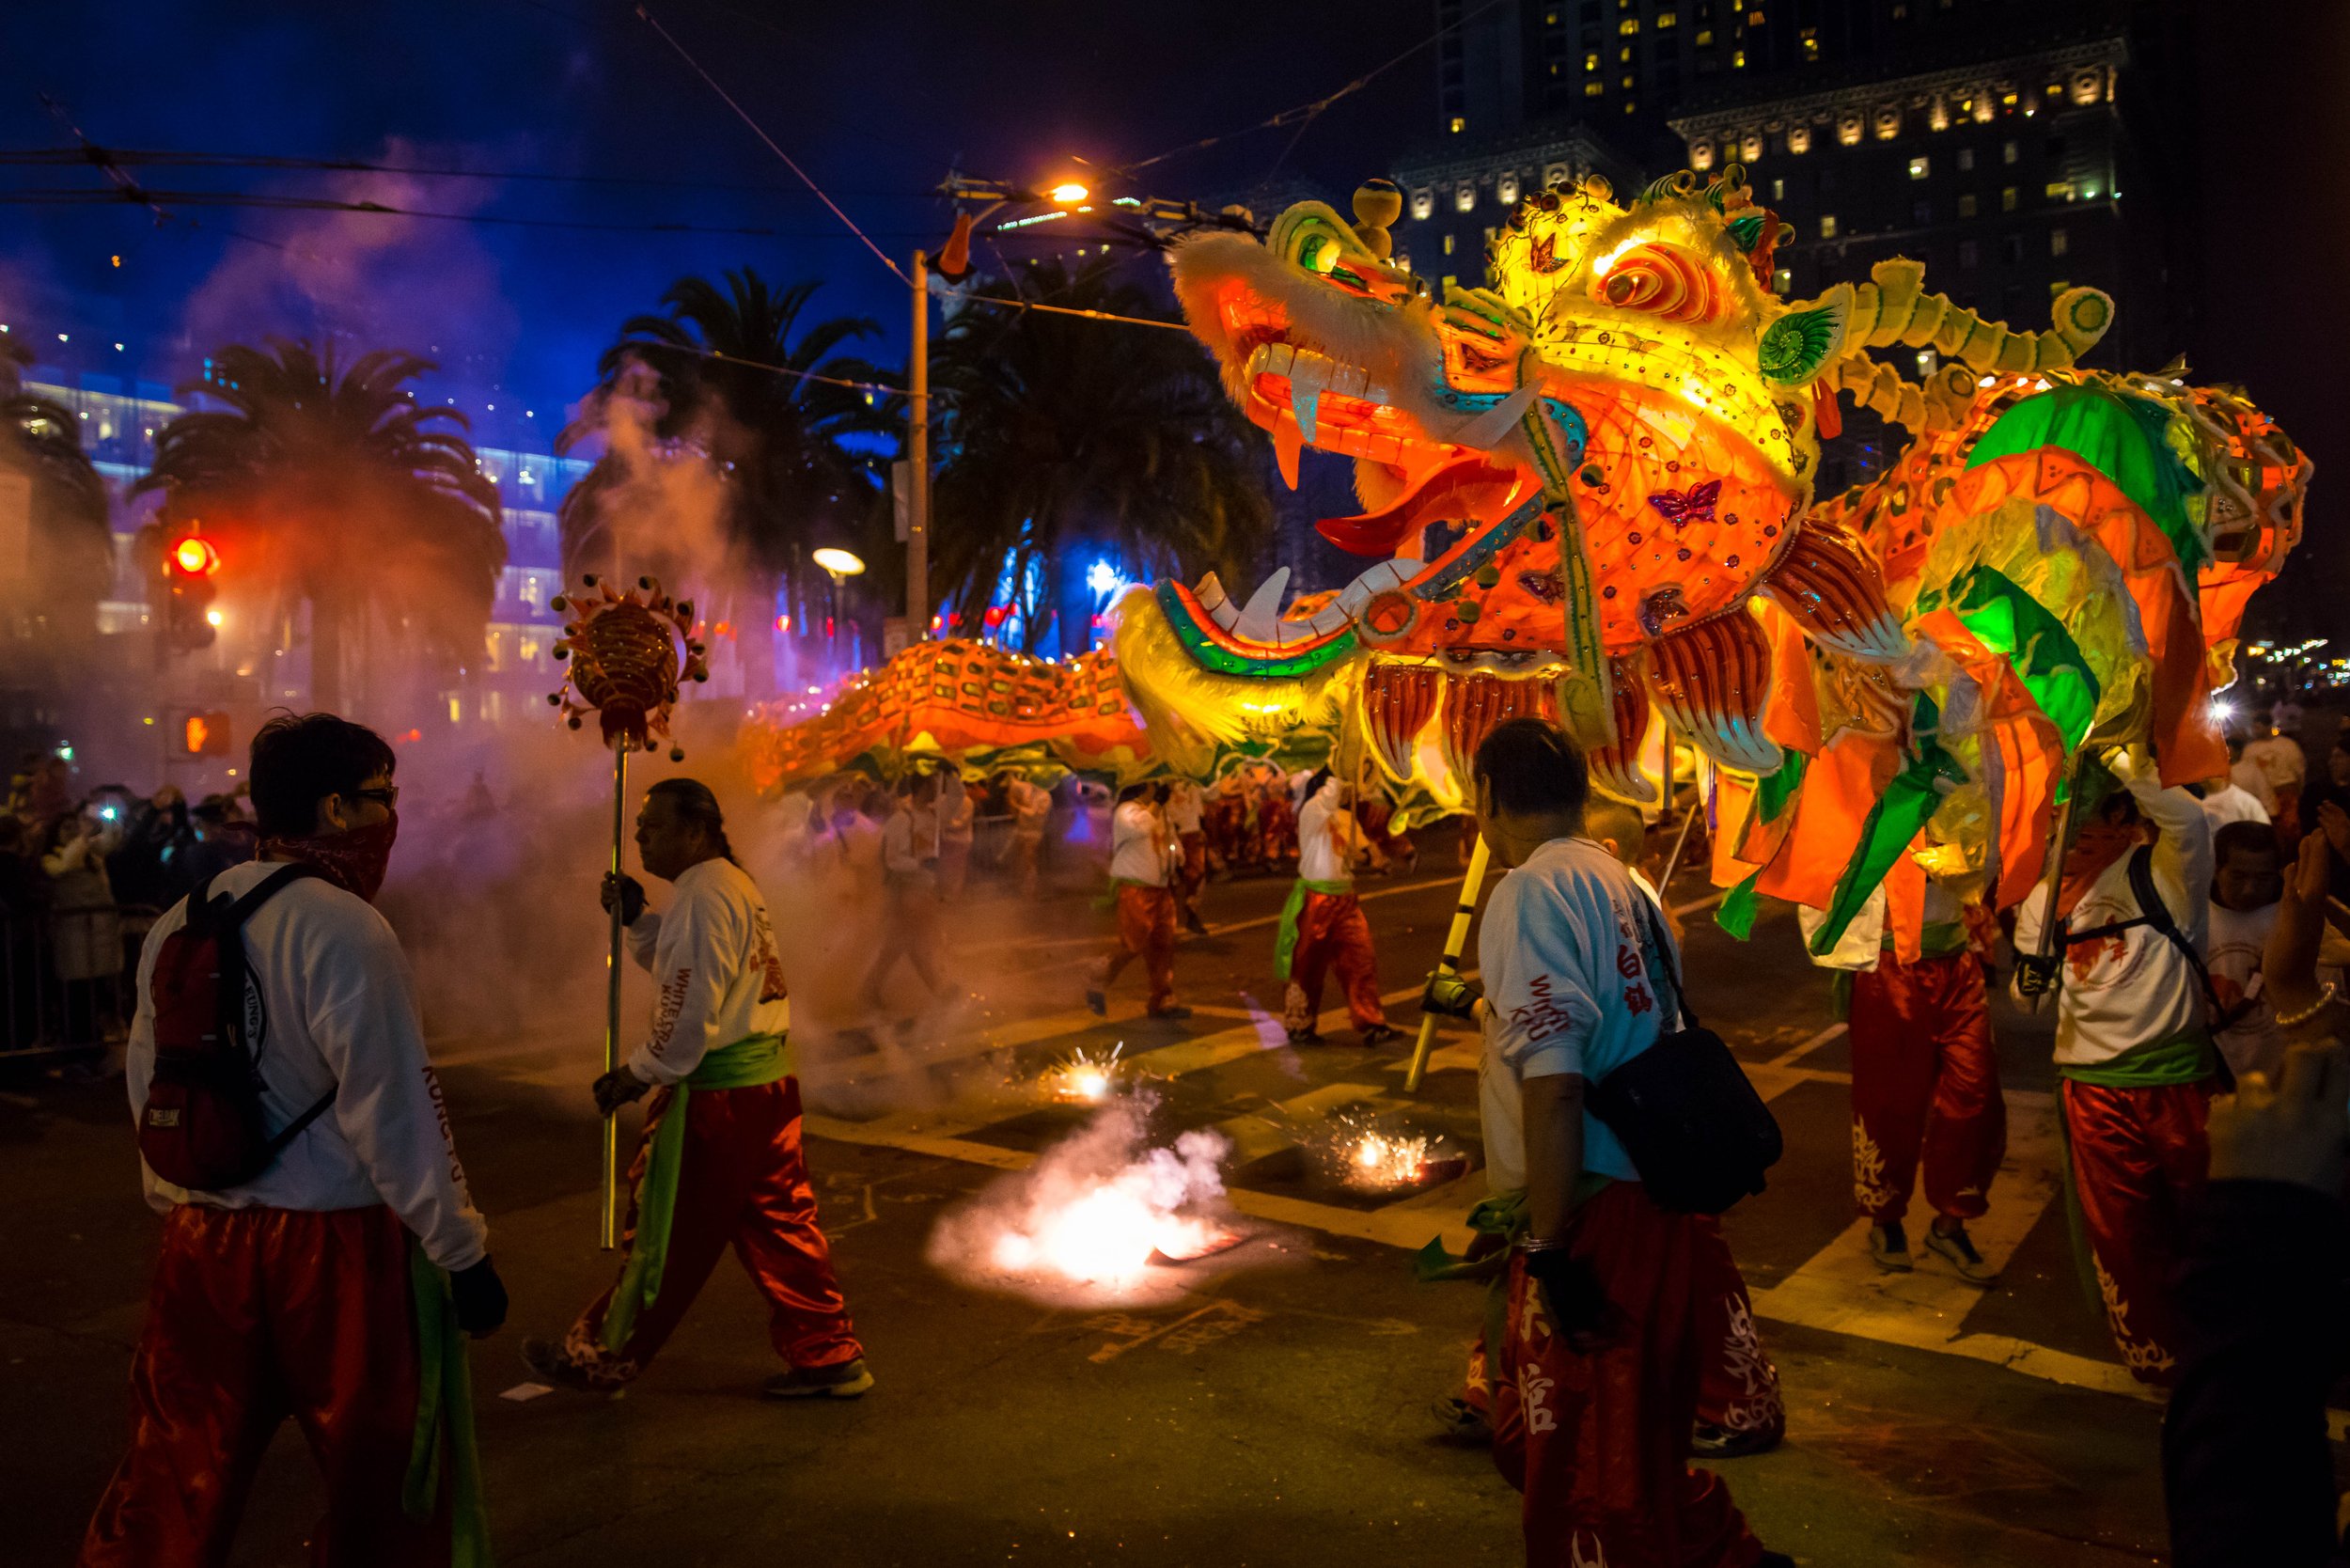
[82,713,505,1568]
[2013,747,2220,1385]
[1277,770,1398,1046]
[525,778,870,1399]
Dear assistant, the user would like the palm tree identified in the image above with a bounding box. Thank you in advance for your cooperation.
[136,340,504,715]
[0,340,114,659]
[929,259,1274,654]
[557,271,900,674]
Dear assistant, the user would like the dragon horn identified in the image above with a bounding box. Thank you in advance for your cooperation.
[1832,258,2112,373]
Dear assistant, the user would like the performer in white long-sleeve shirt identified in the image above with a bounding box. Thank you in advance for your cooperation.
[526,778,870,1398]
[2012,747,2219,1385]
[81,713,504,1568]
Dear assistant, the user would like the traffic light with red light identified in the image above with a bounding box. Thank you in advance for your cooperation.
[161,532,219,651]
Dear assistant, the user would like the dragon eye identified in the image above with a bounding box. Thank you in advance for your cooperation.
[1297,232,1340,274]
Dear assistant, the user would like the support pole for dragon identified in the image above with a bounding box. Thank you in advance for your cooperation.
[1406,833,1492,1095]
[601,745,628,1249]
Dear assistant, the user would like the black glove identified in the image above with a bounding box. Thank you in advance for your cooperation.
[2013,950,2060,999]
[593,1066,652,1117]
[1421,971,1485,1020]
[450,1256,509,1339]
[1521,1245,1615,1350]
[602,871,647,927]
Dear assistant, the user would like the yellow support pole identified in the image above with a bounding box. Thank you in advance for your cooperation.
[1405,832,1493,1095]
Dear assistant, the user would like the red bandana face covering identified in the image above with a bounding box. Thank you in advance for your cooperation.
[261,811,400,902]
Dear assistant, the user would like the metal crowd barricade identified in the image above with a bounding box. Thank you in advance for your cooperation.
[0,902,157,1060]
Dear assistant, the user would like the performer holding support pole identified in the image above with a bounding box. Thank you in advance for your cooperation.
[525,779,870,1398]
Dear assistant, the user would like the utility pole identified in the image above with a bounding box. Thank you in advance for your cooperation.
[906,248,931,641]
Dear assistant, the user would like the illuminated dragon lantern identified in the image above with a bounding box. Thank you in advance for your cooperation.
[1117,168,2311,947]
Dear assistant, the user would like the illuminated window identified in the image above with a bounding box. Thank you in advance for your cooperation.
[1456,181,1478,212]
[1772,266,1793,293]
[2050,227,2069,257]
[1444,234,1456,256]
[1657,9,1677,26]
[1915,349,1938,377]
[1956,147,1975,172]
[2000,91,2018,109]
[1586,79,1606,96]
[1799,27,1819,59]
[1786,125,1810,153]
[1410,188,1434,220]
[1741,131,1763,162]
[519,636,541,664]
[1746,8,1764,22]
[2072,70,2103,106]
[2002,138,2018,165]
[1770,176,1785,199]
[1623,99,1637,113]
[1450,116,1466,133]
[1586,50,1600,69]
[521,573,542,607]
[1619,16,1640,33]
[1929,100,1950,132]
[1819,213,1838,238]
[2001,185,2018,212]
[1908,156,1930,180]
[1958,192,1978,217]
[1690,141,1715,169]
[1622,73,1635,88]
[2048,278,2072,298]
[484,632,504,672]
[1732,48,1746,67]
[1620,44,1633,61]
[1497,172,1520,203]
[1696,27,1714,43]
[1874,106,1902,140]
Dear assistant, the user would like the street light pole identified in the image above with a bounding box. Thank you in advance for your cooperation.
[907,248,931,641]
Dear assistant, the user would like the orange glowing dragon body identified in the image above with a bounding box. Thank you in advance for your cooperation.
[1115,169,2309,946]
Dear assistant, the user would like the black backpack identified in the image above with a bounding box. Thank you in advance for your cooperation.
[138,866,336,1190]
[2058,845,2236,1088]
[1585,890,1784,1215]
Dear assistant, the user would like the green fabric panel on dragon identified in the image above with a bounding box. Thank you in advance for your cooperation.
[1923,565,2104,752]
[1809,692,1969,954]
[1966,384,2208,572]
[1414,492,1549,601]
[1152,582,1358,679]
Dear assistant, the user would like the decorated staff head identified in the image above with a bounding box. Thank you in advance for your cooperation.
[548,574,710,759]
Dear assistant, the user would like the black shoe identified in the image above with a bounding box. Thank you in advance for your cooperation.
[1924,1220,2000,1284]
[1286,1027,1323,1045]
[1183,914,1210,935]
[1084,986,1106,1016]
[1147,1004,1194,1021]
[763,1357,874,1400]
[1866,1220,1912,1273]
[519,1336,600,1393]
[1690,1421,1782,1459]
[1432,1394,1492,1445]
[1358,1023,1402,1047]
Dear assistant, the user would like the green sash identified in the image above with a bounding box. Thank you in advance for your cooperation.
[1411,1176,1613,1358]
[2057,1027,2215,1088]
[404,1247,493,1567]
[599,1033,792,1353]
[1273,878,1354,980]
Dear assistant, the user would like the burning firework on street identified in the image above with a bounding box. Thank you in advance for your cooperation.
[1044,1043,1123,1104]
[1317,1113,1465,1195]
[927,1097,1244,1305]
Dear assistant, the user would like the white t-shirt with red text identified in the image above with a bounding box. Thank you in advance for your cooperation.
[1477,836,1681,1187]
[623,856,791,1085]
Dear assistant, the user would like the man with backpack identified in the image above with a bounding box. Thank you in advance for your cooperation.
[81,713,506,1568]
[2013,746,2220,1386]
[1420,718,1787,1568]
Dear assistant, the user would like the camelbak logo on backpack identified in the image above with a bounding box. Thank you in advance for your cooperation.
[137,865,336,1191]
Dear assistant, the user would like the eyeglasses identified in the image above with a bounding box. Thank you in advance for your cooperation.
[352,786,400,809]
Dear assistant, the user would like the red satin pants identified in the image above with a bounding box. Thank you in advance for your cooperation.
[1093,885,1177,1011]
[79,1204,446,1568]
[1849,950,2006,1224]
[1282,890,1386,1031]
[2061,1077,2213,1386]
[1471,1214,1783,1448]
[562,1076,860,1388]
[1487,1184,1767,1567]
[1178,831,1207,901]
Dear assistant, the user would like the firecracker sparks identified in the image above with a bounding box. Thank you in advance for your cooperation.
[928,1098,1242,1303]
[1047,1043,1123,1104]
[1320,1111,1458,1194]
[1347,1130,1435,1189]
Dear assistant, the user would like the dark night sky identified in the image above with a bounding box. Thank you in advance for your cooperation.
[4,2,2343,633]
[0,0,1435,435]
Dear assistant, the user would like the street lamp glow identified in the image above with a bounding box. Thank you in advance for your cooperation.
[204,607,226,628]
[1086,559,1127,596]
[1048,180,1090,204]
[811,547,867,576]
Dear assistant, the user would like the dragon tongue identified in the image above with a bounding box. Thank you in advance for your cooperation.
[1274,421,1303,490]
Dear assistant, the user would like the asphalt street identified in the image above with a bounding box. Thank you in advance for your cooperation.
[1,828,2211,1566]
